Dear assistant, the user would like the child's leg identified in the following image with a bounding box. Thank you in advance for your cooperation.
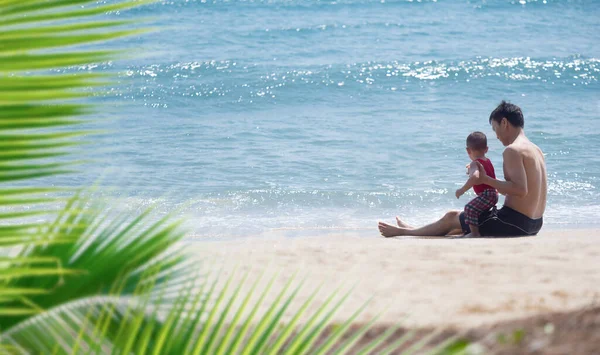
[464,200,482,236]
[464,191,497,237]
[468,223,481,237]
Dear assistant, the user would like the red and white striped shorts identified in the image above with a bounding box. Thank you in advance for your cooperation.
[464,189,499,226]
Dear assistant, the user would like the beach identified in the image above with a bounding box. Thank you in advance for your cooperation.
[78,0,599,351]
[185,228,600,352]
[3,0,599,352]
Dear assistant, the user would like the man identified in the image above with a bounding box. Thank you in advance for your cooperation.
[378,101,547,237]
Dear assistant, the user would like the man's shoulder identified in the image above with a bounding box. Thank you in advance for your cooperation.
[504,139,544,162]
[502,144,522,157]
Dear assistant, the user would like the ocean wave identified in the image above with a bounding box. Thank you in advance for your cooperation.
[129,0,582,10]
[118,56,599,82]
[94,56,599,104]
[89,181,597,213]
[548,179,597,196]
[256,21,408,35]
[153,0,440,7]
[73,189,600,238]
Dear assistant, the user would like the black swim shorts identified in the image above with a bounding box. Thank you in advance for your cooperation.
[459,205,543,237]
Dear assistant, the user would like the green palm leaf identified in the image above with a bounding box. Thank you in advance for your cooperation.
[0,0,146,236]
[0,0,158,320]
[0,1,152,28]
[0,52,116,71]
[0,270,410,354]
[0,193,187,328]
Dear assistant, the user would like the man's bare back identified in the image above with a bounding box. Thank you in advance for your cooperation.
[501,134,547,220]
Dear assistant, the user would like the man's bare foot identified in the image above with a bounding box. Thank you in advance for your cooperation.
[378,221,408,238]
[396,216,413,229]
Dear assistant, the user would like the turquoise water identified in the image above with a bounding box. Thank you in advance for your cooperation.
[65,0,599,236]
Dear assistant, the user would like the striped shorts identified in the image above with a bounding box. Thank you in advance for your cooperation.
[464,189,499,226]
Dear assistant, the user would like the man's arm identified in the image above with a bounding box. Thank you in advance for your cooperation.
[481,148,528,197]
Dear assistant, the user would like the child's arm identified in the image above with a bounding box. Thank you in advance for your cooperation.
[455,162,479,198]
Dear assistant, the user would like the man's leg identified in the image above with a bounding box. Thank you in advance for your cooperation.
[378,210,462,237]
[397,217,462,236]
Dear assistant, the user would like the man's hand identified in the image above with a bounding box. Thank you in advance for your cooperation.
[455,188,464,199]
[471,161,488,184]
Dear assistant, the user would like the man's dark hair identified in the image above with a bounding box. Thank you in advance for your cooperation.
[466,131,487,151]
[489,100,524,128]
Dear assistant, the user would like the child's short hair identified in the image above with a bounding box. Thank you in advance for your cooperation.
[466,131,487,151]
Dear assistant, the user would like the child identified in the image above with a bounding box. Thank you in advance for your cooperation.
[455,131,499,237]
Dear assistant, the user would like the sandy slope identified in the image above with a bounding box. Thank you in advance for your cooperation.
[185,228,600,329]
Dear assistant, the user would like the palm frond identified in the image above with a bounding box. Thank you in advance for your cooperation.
[1,270,432,355]
[0,1,152,28]
[0,190,187,330]
[0,51,116,71]
[0,0,149,235]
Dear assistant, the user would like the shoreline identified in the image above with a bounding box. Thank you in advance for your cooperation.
[185,223,600,242]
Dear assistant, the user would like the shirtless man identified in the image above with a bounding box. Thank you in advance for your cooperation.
[378,101,547,237]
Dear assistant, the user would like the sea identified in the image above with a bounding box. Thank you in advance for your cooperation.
[55,0,600,237]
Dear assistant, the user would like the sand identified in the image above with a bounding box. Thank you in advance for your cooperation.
[184,228,600,330]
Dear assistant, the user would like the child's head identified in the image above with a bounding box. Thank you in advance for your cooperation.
[466,131,488,158]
